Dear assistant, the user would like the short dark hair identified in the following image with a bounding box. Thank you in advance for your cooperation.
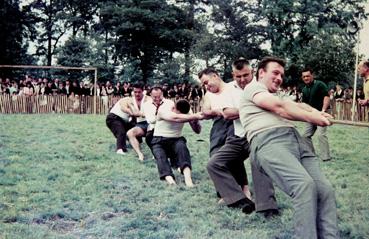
[256,57,286,80]
[150,84,163,93]
[301,67,314,74]
[363,61,369,68]
[175,99,191,114]
[232,58,250,71]
[198,67,219,79]
[132,82,144,90]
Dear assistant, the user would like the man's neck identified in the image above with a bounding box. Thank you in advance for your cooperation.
[218,81,226,93]
[306,80,315,86]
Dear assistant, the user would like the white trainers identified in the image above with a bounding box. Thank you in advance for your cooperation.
[116,149,126,155]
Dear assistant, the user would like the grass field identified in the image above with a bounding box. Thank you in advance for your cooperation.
[1,114,369,239]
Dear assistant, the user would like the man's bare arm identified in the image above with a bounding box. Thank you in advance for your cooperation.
[322,96,330,112]
[201,94,222,119]
[253,92,332,126]
[159,111,204,123]
[222,107,239,120]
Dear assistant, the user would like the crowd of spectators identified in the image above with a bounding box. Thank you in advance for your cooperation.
[276,84,366,104]
[0,76,206,103]
[0,75,366,105]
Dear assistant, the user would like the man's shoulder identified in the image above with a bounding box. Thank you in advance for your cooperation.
[314,80,328,88]
[244,80,264,92]
[120,96,132,102]
[163,98,175,106]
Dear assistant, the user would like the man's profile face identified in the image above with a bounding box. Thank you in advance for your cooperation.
[259,62,284,93]
[151,89,163,105]
[200,73,220,93]
[301,71,314,85]
[358,62,368,77]
[133,87,144,101]
[232,66,253,89]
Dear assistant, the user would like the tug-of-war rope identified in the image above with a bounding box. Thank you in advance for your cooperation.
[330,119,369,127]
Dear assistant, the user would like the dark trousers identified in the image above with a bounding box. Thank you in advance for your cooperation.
[209,118,247,195]
[106,113,132,151]
[209,117,234,157]
[151,136,191,180]
[145,130,154,150]
[207,136,278,211]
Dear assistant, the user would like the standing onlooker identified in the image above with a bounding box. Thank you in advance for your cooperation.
[333,84,344,100]
[122,82,132,97]
[358,60,369,106]
[301,67,331,161]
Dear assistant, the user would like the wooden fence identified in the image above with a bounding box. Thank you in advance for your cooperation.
[0,95,119,115]
[0,94,367,122]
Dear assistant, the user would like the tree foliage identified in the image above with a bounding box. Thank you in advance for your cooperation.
[258,0,367,86]
[1,0,368,85]
[100,0,194,83]
[193,0,268,79]
[29,0,68,66]
[0,0,35,66]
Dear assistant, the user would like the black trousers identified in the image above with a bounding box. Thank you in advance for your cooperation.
[209,116,234,157]
[106,113,133,151]
[151,136,191,180]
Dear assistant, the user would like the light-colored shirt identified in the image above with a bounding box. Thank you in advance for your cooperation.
[154,100,185,138]
[132,95,150,123]
[364,77,369,100]
[142,98,171,131]
[218,81,245,137]
[239,80,294,141]
[205,82,234,110]
[110,99,130,121]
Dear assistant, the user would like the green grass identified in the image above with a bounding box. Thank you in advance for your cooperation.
[0,114,368,239]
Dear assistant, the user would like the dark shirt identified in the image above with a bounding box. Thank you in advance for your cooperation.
[302,80,329,111]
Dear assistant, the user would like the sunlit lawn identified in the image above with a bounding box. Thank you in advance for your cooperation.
[0,114,368,239]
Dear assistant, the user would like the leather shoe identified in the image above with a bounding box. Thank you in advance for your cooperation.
[229,198,255,214]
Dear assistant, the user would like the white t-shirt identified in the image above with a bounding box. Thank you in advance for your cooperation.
[110,99,130,121]
[142,98,171,131]
[218,81,245,137]
[204,82,233,111]
[154,100,185,138]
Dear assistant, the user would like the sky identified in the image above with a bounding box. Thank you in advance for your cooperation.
[360,3,369,59]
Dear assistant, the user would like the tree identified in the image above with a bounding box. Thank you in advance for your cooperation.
[63,0,99,37]
[56,36,93,80]
[30,0,68,66]
[100,0,192,84]
[194,0,268,79]
[296,32,356,87]
[258,0,367,85]
[0,0,35,66]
